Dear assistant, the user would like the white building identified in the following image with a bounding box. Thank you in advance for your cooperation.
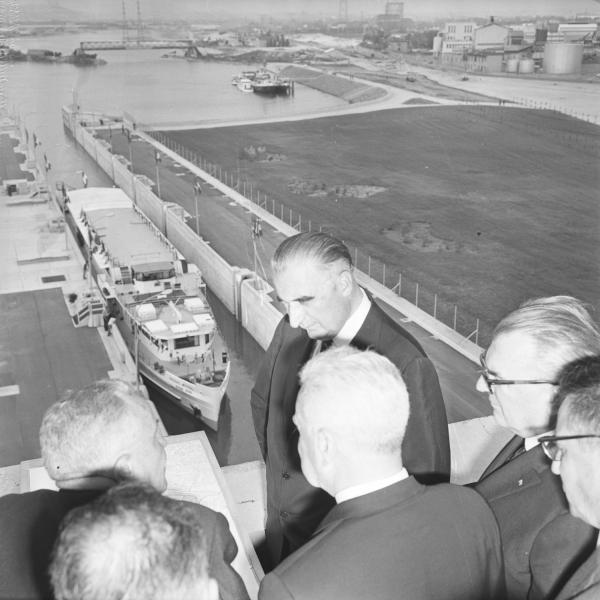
[439,22,476,53]
[473,22,511,51]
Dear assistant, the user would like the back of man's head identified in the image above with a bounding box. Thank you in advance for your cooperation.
[296,347,409,492]
[557,356,600,436]
[493,296,600,377]
[40,379,166,491]
[272,232,352,275]
[553,356,600,527]
[50,483,218,600]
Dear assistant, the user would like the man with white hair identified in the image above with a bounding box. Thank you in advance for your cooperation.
[541,356,600,600]
[474,297,600,600]
[259,347,503,600]
[51,483,219,600]
[0,379,248,600]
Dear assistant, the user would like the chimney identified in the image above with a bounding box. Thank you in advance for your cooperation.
[490,15,495,23]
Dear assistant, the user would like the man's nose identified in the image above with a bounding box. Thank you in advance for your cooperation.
[288,302,304,328]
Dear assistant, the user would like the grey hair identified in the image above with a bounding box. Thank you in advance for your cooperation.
[557,355,600,437]
[50,483,211,600]
[272,232,352,276]
[493,296,600,377]
[40,379,150,481]
[298,346,410,455]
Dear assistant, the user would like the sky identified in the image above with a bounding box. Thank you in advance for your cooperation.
[12,0,600,22]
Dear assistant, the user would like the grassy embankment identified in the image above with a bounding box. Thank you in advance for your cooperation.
[165,105,600,344]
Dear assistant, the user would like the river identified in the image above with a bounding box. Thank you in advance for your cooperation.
[3,29,346,466]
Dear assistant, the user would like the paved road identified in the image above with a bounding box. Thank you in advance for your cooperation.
[104,130,491,424]
[0,289,112,467]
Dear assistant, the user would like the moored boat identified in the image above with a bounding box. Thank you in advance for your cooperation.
[66,187,230,429]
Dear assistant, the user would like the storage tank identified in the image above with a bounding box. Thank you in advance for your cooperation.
[506,58,519,73]
[544,42,583,74]
[519,58,534,73]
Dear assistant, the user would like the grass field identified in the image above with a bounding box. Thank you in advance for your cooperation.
[164,105,599,344]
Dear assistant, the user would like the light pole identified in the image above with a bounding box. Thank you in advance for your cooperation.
[155,150,162,198]
[193,178,202,234]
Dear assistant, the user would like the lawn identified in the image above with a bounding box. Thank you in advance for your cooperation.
[163,105,600,344]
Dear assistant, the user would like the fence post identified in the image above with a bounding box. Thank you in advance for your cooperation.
[289,207,292,226]
[382,263,386,286]
[415,282,419,307]
[308,220,311,232]
[281,204,284,220]
[398,273,402,296]
[272,198,275,214]
[453,305,457,330]
[368,256,371,277]
[475,318,480,346]
[433,294,437,319]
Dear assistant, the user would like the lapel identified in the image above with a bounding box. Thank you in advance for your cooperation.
[350,298,382,351]
[314,477,425,537]
[480,435,525,480]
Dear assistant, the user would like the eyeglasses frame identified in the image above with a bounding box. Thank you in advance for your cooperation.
[479,352,557,392]
[538,433,600,462]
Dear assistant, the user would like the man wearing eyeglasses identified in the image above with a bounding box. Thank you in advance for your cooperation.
[473,296,600,600]
[543,355,600,600]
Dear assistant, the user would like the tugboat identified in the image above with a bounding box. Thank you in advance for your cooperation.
[251,75,292,95]
[67,187,230,429]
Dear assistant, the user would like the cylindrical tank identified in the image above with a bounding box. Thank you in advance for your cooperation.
[506,58,519,73]
[519,58,534,73]
[544,42,583,74]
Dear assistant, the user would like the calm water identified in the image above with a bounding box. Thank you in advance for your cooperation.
[3,29,344,465]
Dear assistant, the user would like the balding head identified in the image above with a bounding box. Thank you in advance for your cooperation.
[40,380,167,491]
[294,347,410,495]
[50,483,218,600]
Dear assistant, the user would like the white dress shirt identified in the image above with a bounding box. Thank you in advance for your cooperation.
[335,468,409,504]
[333,287,371,347]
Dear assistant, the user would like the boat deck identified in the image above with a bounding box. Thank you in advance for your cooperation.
[68,188,175,270]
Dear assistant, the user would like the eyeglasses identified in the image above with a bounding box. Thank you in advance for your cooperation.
[478,352,557,393]
[538,434,600,462]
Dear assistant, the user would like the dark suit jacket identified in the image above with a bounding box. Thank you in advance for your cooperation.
[0,489,249,600]
[258,477,504,600]
[251,298,450,566]
[474,437,598,600]
[556,548,600,600]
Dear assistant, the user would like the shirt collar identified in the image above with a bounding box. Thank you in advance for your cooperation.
[333,288,371,346]
[524,431,552,452]
[335,468,409,504]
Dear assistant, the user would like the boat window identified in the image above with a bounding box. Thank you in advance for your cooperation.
[133,268,176,281]
[174,335,198,350]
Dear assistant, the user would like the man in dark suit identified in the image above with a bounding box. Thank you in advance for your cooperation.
[473,297,600,600]
[545,356,600,600]
[0,379,248,600]
[259,347,504,600]
[51,483,220,600]
[251,232,450,567]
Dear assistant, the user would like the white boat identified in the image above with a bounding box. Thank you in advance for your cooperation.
[67,187,230,430]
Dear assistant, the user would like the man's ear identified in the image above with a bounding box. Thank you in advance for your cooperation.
[114,453,134,480]
[337,269,354,297]
[316,427,334,465]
